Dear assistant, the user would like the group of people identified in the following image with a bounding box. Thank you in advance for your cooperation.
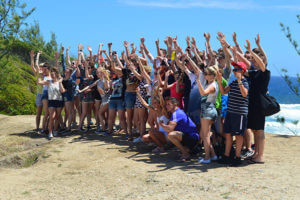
[30,32,270,166]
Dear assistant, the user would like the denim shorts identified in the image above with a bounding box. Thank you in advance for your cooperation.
[36,93,43,107]
[109,99,125,110]
[81,93,94,102]
[63,92,74,102]
[41,90,48,101]
[200,102,217,121]
[125,92,136,109]
[48,100,64,108]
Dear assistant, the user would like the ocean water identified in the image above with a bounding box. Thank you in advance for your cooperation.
[259,76,299,135]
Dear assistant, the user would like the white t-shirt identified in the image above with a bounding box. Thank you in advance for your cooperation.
[204,81,218,104]
[48,82,63,101]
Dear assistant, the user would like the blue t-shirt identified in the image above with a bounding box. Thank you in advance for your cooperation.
[170,108,199,140]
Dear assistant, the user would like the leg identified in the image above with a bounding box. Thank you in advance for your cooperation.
[42,99,49,131]
[126,108,134,136]
[117,110,127,135]
[235,135,244,158]
[107,109,116,133]
[48,108,56,134]
[36,105,43,131]
[54,107,63,131]
[65,101,72,130]
[138,108,147,136]
[253,130,265,162]
[168,131,189,158]
[201,118,215,160]
[224,133,233,157]
[79,102,88,129]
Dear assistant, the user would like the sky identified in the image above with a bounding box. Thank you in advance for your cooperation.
[25,0,300,76]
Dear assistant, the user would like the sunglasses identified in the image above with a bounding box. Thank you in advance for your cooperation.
[204,72,211,76]
[233,68,243,72]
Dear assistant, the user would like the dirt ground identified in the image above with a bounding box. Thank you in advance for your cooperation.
[0,114,299,200]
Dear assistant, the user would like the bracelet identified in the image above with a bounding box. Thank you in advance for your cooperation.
[227,45,231,49]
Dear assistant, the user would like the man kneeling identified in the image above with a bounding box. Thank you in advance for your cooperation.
[159,97,199,161]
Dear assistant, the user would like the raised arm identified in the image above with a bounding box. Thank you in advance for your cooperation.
[232,32,244,54]
[66,47,71,67]
[97,43,104,65]
[255,34,267,65]
[30,50,37,76]
[216,71,230,95]
[108,42,112,57]
[140,37,154,63]
[245,40,266,72]
[123,41,130,58]
[137,57,151,84]
[60,46,66,73]
[136,87,152,110]
[35,50,42,71]
[155,39,162,57]
[78,80,99,93]
[196,76,216,96]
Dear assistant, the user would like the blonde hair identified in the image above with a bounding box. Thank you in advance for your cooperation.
[205,65,219,77]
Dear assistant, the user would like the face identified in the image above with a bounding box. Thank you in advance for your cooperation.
[165,100,176,112]
[50,71,57,79]
[96,70,102,79]
[204,71,215,81]
[233,68,243,77]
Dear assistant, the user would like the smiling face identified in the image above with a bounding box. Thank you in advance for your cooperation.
[165,99,178,113]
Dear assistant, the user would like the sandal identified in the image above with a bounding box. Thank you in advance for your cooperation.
[152,147,165,153]
[248,158,265,164]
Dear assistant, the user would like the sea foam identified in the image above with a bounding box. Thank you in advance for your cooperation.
[265,104,300,136]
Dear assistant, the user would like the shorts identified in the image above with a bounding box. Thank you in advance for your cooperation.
[187,109,201,125]
[221,96,228,118]
[125,92,136,109]
[109,99,125,110]
[48,100,64,108]
[63,92,74,102]
[94,91,102,101]
[200,102,217,121]
[81,93,94,102]
[36,93,43,107]
[247,104,265,130]
[223,112,247,136]
[41,90,48,100]
[181,132,199,150]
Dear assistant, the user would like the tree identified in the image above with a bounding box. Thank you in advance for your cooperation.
[280,15,300,97]
[0,0,35,59]
[20,20,45,50]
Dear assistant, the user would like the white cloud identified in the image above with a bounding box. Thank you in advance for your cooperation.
[119,0,300,11]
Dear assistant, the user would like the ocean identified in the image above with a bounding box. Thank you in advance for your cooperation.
[264,76,300,136]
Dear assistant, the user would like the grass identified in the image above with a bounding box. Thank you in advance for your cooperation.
[0,136,30,157]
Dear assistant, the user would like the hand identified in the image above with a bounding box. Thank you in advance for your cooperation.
[130,42,135,48]
[87,46,92,52]
[123,41,129,47]
[136,86,141,93]
[216,71,222,82]
[167,36,173,47]
[164,38,168,46]
[155,38,159,46]
[121,51,125,58]
[236,72,242,81]
[108,42,112,47]
[30,50,35,58]
[204,32,211,42]
[101,49,107,54]
[191,37,196,47]
[140,37,145,44]
[61,46,65,52]
[78,44,83,51]
[232,32,237,43]
[244,40,251,52]
[255,34,260,46]
[186,36,190,43]
[54,52,59,60]
[230,46,237,53]
[217,32,225,40]
[66,46,70,52]
[99,43,104,47]
[37,50,42,55]
[173,36,177,42]
[77,88,82,93]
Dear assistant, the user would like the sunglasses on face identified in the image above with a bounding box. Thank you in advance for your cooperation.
[233,68,243,72]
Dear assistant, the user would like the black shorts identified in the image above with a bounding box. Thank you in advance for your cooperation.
[93,91,102,101]
[247,104,265,130]
[48,100,64,108]
[223,112,247,136]
[181,132,199,150]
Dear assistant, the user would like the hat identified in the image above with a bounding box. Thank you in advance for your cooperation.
[231,62,247,73]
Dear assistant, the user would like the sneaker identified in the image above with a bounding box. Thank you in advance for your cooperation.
[241,149,255,159]
[71,122,78,129]
[218,155,231,165]
[53,131,58,137]
[152,146,165,153]
[47,132,53,140]
[198,157,211,164]
[231,157,242,167]
[79,127,88,133]
[133,136,143,143]
[211,155,219,161]
[95,128,105,134]
[89,120,94,126]
[101,132,111,137]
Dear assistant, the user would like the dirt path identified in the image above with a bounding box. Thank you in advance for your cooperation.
[0,114,299,200]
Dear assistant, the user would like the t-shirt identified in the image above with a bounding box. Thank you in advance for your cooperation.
[248,69,270,104]
[62,78,76,96]
[110,77,126,100]
[170,108,199,140]
[42,76,52,91]
[48,82,63,101]
[203,81,218,104]
[170,82,184,109]
[216,77,228,109]
[187,70,205,112]
[227,78,249,115]
[163,74,175,97]
[97,80,110,103]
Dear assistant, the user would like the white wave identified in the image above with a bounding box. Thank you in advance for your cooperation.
[265,104,300,136]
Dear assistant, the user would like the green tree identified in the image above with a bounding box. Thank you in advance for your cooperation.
[20,20,45,50]
[280,15,300,97]
[0,0,35,59]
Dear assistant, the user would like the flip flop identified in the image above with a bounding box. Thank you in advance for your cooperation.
[248,159,265,164]
[177,155,191,163]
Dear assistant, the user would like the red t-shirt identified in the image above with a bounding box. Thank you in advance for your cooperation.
[170,82,184,109]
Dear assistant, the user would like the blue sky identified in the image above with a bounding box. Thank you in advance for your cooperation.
[25,0,300,76]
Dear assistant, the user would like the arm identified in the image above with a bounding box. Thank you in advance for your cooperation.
[196,79,216,96]
[30,50,37,76]
[163,70,175,90]
[58,80,66,93]
[159,121,177,133]
[128,61,142,81]
[123,41,130,58]
[108,42,112,57]
[166,36,173,60]
[66,47,71,67]
[216,72,230,95]
[35,51,42,71]
[97,43,104,65]
[255,34,267,65]
[136,88,153,111]
[60,46,66,73]
[232,32,244,54]
[236,73,248,98]
[140,37,154,63]
[78,80,99,93]
[87,46,93,62]
[155,39,162,57]
[137,57,151,84]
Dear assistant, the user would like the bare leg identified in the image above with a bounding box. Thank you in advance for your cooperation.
[117,110,127,135]
[168,131,189,158]
[42,99,49,131]
[36,105,43,131]
[107,109,116,133]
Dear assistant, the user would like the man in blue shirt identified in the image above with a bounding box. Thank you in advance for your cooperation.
[159,97,199,161]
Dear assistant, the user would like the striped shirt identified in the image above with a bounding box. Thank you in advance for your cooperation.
[227,79,249,115]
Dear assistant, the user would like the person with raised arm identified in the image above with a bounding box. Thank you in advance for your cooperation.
[196,65,219,164]
[30,50,44,133]
[140,37,154,64]
[244,39,270,164]
[217,62,249,166]
[38,67,65,139]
